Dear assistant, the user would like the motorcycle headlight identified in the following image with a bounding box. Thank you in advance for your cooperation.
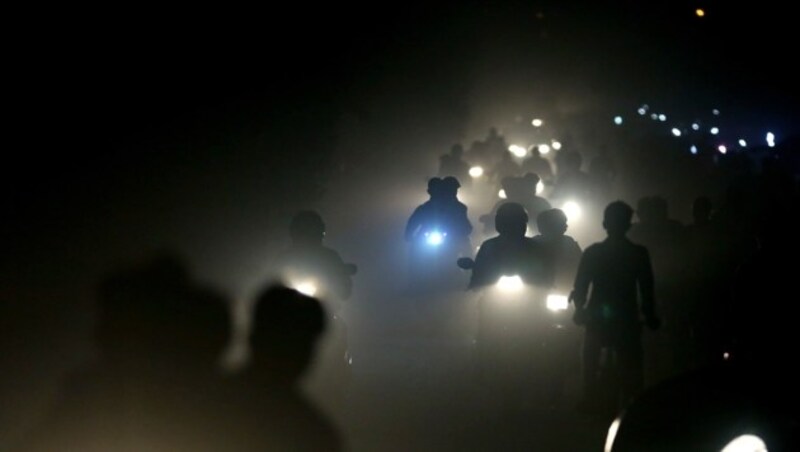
[293,281,318,297]
[562,200,582,223]
[546,294,569,312]
[721,434,767,452]
[469,166,484,178]
[496,275,524,292]
[425,231,446,246]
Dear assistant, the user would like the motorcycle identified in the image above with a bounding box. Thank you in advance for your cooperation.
[457,257,578,406]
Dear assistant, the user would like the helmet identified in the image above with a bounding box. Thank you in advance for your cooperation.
[495,202,528,236]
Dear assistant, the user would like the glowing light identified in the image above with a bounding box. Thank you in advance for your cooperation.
[536,181,544,195]
[723,351,731,360]
[546,294,569,311]
[532,118,543,127]
[469,166,484,178]
[692,123,700,130]
[295,281,317,297]
[712,108,720,116]
[738,139,747,147]
[710,127,719,135]
[690,145,698,155]
[671,128,682,137]
[497,275,524,292]
[604,418,622,452]
[509,144,527,157]
[637,107,646,115]
[551,141,562,151]
[562,201,582,222]
[614,116,623,125]
[650,113,659,120]
[425,231,446,246]
[766,132,775,147]
[658,114,667,122]
[696,8,705,18]
[538,143,551,155]
[718,145,727,154]
[498,189,507,199]
[721,434,767,452]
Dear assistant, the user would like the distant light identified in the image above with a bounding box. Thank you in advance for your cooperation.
[536,181,544,195]
[738,139,747,147]
[696,8,705,18]
[659,114,667,122]
[710,127,719,135]
[546,294,569,311]
[642,104,649,110]
[498,189,507,199]
[532,118,543,127]
[614,116,623,125]
[692,123,700,130]
[562,201,582,222]
[712,108,720,115]
[469,166,484,178]
[526,225,533,237]
[723,351,731,360]
[295,281,317,297]
[497,275,524,292]
[637,107,646,115]
[766,132,775,148]
[539,144,551,155]
[651,113,659,120]
[508,144,527,157]
[672,128,682,137]
[718,145,727,154]
[425,231,446,246]
[550,141,562,151]
[690,145,698,155]
[604,418,622,452]
[721,434,767,452]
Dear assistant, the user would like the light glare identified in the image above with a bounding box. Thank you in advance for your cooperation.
[738,139,747,147]
[295,281,317,297]
[718,145,727,154]
[498,189,507,199]
[538,144,551,155]
[721,434,767,452]
[711,127,719,135]
[692,123,700,130]
[469,166,484,178]
[672,128,682,137]
[562,201,582,222]
[532,118,543,127]
[614,116,623,125]
[604,418,621,452]
[766,132,775,147]
[550,141,561,151]
[497,275,524,292]
[426,231,445,246]
[659,114,667,122]
[546,294,569,311]
[690,145,698,155]
[509,144,528,157]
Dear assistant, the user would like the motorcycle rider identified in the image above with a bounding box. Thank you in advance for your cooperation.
[405,177,472,288]
[532,208,582,293]
[469,202,548,289]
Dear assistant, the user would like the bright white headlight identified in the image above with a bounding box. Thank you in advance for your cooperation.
[546,294,569,311]
[469,166,484,178]
[497,275,524,292]
[294,281,318,297]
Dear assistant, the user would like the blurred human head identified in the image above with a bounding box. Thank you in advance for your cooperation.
[603,201,634,237]
[290,211,326,244]
[495,202,528,237]
[537,208,568,237]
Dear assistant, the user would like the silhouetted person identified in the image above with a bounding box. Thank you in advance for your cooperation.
[281,211,354,307]
[551,149,592,202]
[522,145,554,185]
[532,208,582,293]
[480,174,550,234]
[438,143,470,184]
[469,203,548,289]
[230,285,343,452]
[405,177,472,247]
[491,148,521,183]
[571,201,660,416]
[277,211,355,418]
[23,254,232,451]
